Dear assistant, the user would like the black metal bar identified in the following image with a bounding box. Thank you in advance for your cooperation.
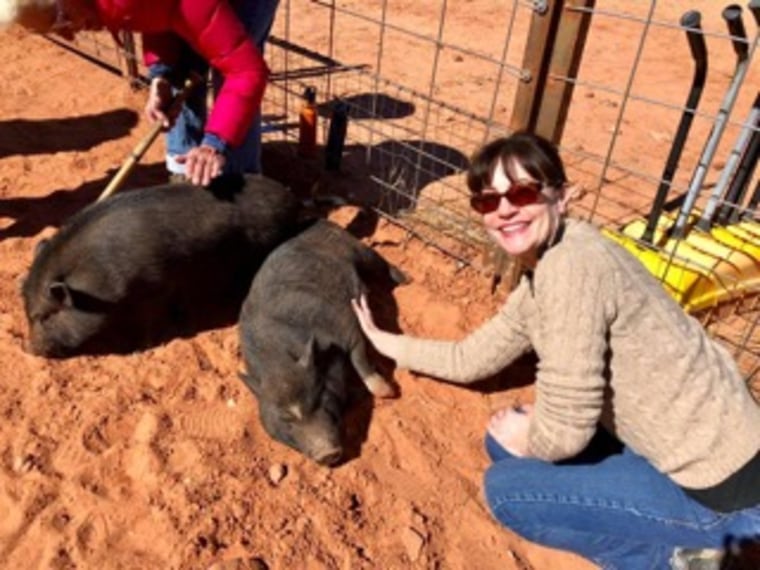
[641,10,707,244]
[673,4,750,238]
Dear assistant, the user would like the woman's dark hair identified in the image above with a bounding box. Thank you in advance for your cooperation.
[466,131,568,194]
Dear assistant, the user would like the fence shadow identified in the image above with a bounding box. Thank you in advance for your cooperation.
[262,138,469,214]
[0,162,168,240]
[317,92,416,120]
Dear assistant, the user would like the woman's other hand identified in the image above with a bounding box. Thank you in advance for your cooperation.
[144,77,173,129]
[487,404,534,457]
[351,294,402,361]
[176,145,226,186]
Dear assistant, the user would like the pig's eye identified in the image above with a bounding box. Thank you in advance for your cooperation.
[280,404,304,423]
[33,307,61,323]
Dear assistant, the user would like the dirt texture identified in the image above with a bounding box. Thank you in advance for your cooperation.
[0,1,757,568]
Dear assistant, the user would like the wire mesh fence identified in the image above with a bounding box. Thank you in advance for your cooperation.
[48,0,760,381]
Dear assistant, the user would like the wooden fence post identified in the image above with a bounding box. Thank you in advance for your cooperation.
[535,0,595,143]
[509,0,594,145]
[509,0,565,135]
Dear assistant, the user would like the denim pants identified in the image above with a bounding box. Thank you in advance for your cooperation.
[483,433,760,570]
[165,0,280,175]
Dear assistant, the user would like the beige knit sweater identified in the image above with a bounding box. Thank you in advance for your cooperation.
[390,219,760,489]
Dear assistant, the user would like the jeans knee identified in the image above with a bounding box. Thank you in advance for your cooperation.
[483,464,519,527]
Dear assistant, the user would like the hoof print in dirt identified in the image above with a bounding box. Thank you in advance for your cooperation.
[21,174,303,357]
[239,219,406,466]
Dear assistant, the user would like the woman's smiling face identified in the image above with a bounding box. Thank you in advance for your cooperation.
[481,158,568,268]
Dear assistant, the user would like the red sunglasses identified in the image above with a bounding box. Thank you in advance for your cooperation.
[469,181,544,214]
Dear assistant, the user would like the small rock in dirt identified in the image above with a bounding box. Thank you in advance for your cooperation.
[207,558,269,570]
[268,463,287,485]
[13,454,35,474]
[401,526,425,562]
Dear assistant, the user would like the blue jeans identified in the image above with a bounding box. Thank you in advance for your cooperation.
[165,0,280,175]
[483,433,760,570]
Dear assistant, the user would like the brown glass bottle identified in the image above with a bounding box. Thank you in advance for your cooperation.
[298,86,318,158]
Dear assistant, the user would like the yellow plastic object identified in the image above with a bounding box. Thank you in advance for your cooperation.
[710,224,760,260]
[603,214,760,313]
[654,210,760,259]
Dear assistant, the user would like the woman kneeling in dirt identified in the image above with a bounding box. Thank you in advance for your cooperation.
[352,132,760,570]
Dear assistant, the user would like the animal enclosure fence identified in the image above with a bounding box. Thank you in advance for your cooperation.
[49,0,760,381]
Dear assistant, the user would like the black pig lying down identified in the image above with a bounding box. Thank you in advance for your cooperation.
[239,219,407,466]
[22,174,303,357]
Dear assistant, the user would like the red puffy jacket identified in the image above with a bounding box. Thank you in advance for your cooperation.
[94,0,268,147]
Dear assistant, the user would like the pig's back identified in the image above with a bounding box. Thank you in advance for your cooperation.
[246,220,366,333]
[38,175,300,276]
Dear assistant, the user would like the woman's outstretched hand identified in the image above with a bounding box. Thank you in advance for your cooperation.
[351,294,401,361]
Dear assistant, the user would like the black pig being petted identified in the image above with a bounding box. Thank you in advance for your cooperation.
[22,174,303,357]
[239,219,407,466]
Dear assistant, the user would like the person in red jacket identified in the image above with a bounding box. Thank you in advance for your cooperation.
[2,0,278,186]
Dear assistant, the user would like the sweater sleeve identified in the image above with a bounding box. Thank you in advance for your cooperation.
[527,245,612,461]
[390,281,533,383]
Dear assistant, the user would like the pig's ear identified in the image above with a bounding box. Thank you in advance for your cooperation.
[48,281,73,307]
[33,239,50,258]
[238,371,260,396]
[296,336,317,370]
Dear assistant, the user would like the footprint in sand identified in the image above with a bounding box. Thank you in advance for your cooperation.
[123,411,164,490]
[81,418,112,455]
[0,479,25,541]
[177,401,248,441]
[75,510,111,558]
[0,477,59,566]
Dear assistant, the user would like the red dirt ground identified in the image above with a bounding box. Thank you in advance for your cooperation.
[0,2,757,568]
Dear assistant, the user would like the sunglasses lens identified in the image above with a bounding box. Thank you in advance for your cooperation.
[469,193,501,213]
[508,183,542,207]
[470,182,542,213]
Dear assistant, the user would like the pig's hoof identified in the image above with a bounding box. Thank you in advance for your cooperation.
[364,373,396,398]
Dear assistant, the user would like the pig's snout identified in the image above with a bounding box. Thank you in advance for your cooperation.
[25,328,49,357]
[313,445,343,466]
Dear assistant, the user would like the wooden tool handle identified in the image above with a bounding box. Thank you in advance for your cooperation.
[97,75,201,203]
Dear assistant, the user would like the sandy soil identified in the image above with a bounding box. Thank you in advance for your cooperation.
[0,26,594,570]
[0,2,757,569]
